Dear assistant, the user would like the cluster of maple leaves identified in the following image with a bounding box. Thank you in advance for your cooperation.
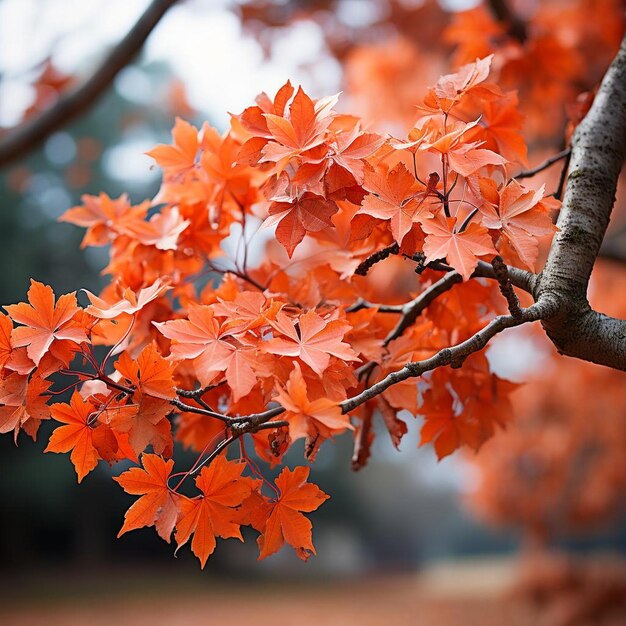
[0,56,559,567]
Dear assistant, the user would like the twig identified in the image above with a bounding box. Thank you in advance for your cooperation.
[170,398,233,423]
[491,256,523,318]
[553,150,572,200]
[341,301,552,414]
[176,381,226,398]
[354,243,400,276]
[0,0,179,168]
[383,272,463,346]
[345,298,404,314]
[515,148,571,179]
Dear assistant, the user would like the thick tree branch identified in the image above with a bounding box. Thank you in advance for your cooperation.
[0,0,178,168]
[535,33,626,369]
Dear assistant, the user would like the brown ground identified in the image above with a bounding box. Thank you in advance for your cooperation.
[1,556,625,626]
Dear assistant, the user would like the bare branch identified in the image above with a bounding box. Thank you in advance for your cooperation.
[341,301,551,414]
[354,243,399,276]
[345,299,404,314]
[491,256,523,318]
[383,271,463,346]
[0,0,179,168]
[515,148,571,180]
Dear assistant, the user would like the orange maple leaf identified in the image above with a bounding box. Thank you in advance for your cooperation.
[264,193,338,257]
[0,373,50,442]
[45,391,101,483]
[0,313,13,370]
[114,453,178,542]
[154,306,257,400]
[175,455,256,568]
[359,162,434,245]
[84,279,171,319]
[478,179,557,271]
[257,466,329,561]
[263,310,359,376]
[422,216,497,280]
[115,343,176,401]
[146,117,199,174]
[274,362,352,443]
[60,193,149,248]
[424,55,499,113]
[4,280,88,366]
[261,86,338,163]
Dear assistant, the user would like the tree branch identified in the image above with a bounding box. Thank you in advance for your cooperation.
[383,271,463,346]
[535,33,626,370]
[515,148,571,180]
[341,301,551,414]
[0,0,179,168]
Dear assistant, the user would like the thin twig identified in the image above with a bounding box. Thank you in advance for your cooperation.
[383,272,463,346]
[515,148,571,179]
[341,301,552,414]
[345,298,404,314]
[170,398,233,423]
[553,150,572,200]
[491,255,524,318]
[354,243,400,276]
[176,381,226,398]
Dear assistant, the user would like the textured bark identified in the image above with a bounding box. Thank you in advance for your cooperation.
[0,0,178,169]
[535,33,626,370]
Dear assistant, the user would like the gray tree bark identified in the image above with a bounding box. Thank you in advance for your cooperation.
[534,33,626,370]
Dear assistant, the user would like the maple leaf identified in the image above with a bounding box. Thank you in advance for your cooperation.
[463,91,528,166]
[327,125,385,184]
[264,193,338,257]
[377,396,408,449]
[4,280,88,367]
[146,117,199,173]
[419,386,460,459]
[263,310,359,376]
[123,206,190,251]
[84,279,171,319]
[175,455,255,568]
[0,373,50,442]
[422,216,497,280]
[478,179,557,271]
[275,362,352,443]
[212,291,281,335]
[44,391,100,483]
[236,81,296,164]
[114,453,178,542]
[154,306,256,400]
[257,466,329,561]
[0,313,13,370]
[60,193,149,248]
[115,343,176,401]
[422,119,507,177]
[260,86,338,163]
[424,55,499,113]
[358,162,435,245]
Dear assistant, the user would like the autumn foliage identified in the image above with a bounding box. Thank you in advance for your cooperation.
[0,54,566,567]
[1,0,624,569]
